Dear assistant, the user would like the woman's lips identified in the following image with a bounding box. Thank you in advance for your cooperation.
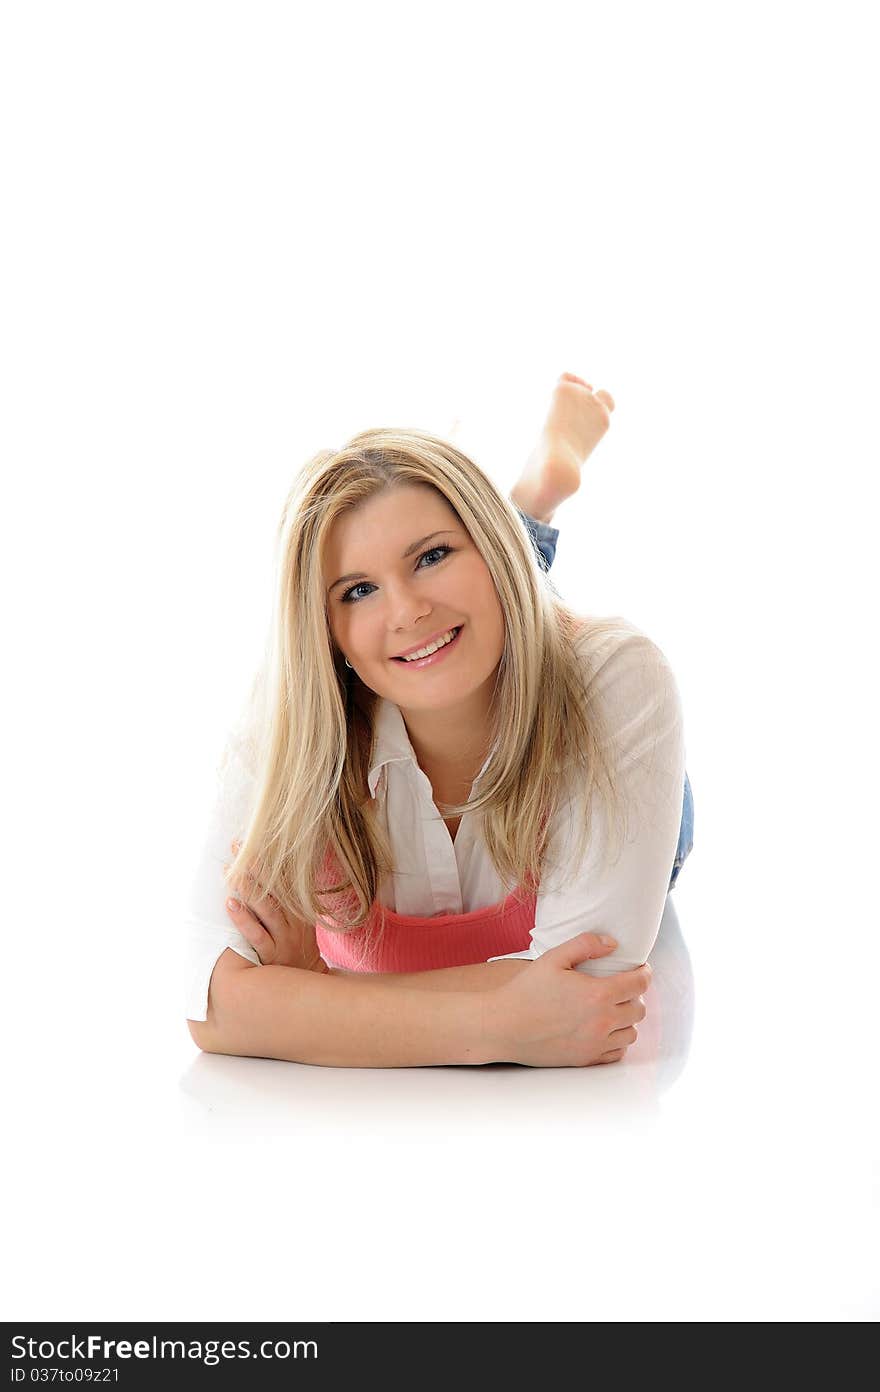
[391,625,464,669]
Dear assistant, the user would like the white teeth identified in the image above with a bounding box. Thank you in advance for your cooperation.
[401,627,458,661]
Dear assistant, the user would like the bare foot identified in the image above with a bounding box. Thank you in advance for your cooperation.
[511,373,615,523]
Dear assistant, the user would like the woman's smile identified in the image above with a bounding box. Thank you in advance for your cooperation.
[390,624,465,670]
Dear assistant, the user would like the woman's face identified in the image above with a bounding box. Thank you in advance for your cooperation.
[323,484,506,713]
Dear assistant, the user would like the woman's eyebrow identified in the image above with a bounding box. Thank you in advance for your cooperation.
[327,530,460,594]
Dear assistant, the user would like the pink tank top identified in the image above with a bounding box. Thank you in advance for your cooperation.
[315,885,537,972]
[313,840,541,973]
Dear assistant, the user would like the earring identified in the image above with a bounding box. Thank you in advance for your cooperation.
[344,658,353,669]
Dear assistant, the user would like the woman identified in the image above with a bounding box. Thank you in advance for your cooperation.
[185,374,694,1068]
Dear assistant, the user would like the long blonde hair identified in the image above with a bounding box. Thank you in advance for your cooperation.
[223,427,633,947]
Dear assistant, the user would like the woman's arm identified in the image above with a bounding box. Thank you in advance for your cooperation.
[490,632,686,977]
[329,960,531,992]
[190,947,494,1067]
[189,936,646,1069]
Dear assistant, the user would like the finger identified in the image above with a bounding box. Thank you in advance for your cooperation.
[594,389,615,412]
[241,881,283,934]
[607,1024,638,1048]
[545,931,617,970]
[226,897,275,964]
[612,995,647,1028]
[596,1048,626,1064]
[609,965,652,1004]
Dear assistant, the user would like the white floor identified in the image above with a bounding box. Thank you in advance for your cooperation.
[8,852,877,1322]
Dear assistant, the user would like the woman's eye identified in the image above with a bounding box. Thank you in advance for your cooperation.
[340,546,452,603]
[418,545,451,569]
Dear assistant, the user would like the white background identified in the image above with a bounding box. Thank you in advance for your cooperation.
[3,0,878,1322]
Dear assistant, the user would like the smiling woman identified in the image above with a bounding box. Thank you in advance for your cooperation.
[322,484,507,776]
[184,378,694,1068]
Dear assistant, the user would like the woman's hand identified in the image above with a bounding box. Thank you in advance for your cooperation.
[484,932,650,1067]
[224,840,331,974]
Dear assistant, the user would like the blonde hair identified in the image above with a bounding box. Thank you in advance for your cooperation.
[223,427,633,959]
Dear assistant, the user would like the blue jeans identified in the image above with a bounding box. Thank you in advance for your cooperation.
[517,508,694,892]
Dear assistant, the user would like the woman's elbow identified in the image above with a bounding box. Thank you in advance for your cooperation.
[187,1016,225,1052]
[186,948,258,1053]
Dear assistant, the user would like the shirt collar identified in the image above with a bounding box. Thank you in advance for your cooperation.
[367,697,495,799]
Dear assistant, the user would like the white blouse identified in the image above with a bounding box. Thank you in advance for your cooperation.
[184,622,686,1021]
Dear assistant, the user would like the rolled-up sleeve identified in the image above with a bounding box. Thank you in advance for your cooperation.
[184,744,260,1023]
[487,632,686,975]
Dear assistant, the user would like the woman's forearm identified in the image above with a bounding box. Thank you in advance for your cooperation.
[330,960,531,992]
[205,960,499,1068]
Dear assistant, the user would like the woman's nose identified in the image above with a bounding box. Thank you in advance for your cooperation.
[392,606,431,634]
[386,583,432,628]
